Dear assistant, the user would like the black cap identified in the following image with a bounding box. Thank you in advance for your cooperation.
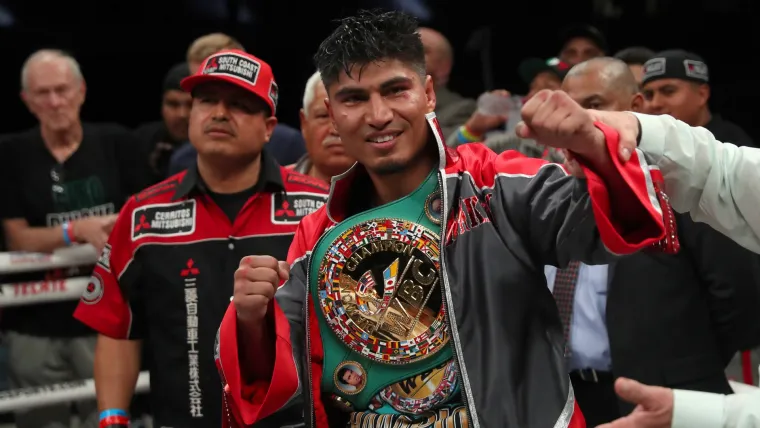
[559,24,608,53]
[518,57,570,84]
[163,62,191,93]
[641,50,709,86]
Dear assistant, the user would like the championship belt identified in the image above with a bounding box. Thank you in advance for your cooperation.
[310,171,460,415]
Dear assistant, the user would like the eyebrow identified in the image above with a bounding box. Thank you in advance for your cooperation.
[333,76,414,99]
[581,94,605,104]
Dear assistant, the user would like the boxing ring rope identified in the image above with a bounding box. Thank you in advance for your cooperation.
[0,245,150,413]
[0,244,756,414]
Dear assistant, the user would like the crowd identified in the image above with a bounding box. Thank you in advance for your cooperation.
[0,8,758,428]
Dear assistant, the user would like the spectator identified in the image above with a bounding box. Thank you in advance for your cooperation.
[290,71,355,181]
[418,27,476,138]
[558,24,607,66]
[0,49,149,428]
[614,46,655,85]
[641,50,755,147]
[169,33,306,172]
[133,62,192,184]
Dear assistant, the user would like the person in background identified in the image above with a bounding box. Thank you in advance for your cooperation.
[169,32,306,173]
[289,71,354,182]
[74,50,328,428]
[417,27,476,138]
[558,24,607,66]
[552,56,760,426]
[134,62,192,184]
[641,49,755,147]
[0,49,149,428]
[613,46,655,85]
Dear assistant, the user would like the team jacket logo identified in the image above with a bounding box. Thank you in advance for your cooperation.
[271,192,326,224]
[203,53,260,86]
[96,244,112,273]
[132,200,196,241]
[81,272,104,305]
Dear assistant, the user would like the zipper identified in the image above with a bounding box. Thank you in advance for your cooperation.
[436,171,481,428]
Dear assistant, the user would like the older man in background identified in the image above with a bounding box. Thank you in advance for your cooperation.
[289,71,354,182]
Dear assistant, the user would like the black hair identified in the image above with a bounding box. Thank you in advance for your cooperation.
[614,46,656,66]
[313,9,426,90]
[337,367,352,382]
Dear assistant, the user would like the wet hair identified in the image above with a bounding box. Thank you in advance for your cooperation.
[313,10,426,90]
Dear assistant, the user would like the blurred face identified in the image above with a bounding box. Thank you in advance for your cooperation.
[559,37,603,66]
[162,90,192,141]
[188,81,276,163]
[326,59,436,176]
[563,72,643,112]
[188,61,202,75]
[418,29,450,86]
[526,71,562,101]
[299,81,354,178]
[22,57,86,132]
[642,78,709,126]
[628,64,644,85]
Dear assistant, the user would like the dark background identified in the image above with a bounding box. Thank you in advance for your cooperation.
[0,0,757,140]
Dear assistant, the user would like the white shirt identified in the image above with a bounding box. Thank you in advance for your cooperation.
[672,389,760,428]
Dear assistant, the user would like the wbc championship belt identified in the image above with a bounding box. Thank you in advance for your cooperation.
[310,171,461,415]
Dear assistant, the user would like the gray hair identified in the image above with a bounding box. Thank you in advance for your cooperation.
[302,71,323,117]
[21,49,83,91]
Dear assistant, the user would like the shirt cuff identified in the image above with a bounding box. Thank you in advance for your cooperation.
[671,389,726,428]
[631,112,668,163]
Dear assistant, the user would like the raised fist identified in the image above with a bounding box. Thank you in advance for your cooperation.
[516,89,604,157]
[233,255,290,325]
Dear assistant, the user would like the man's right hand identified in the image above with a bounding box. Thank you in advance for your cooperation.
[72,215,118,252]
[234,256,290,325]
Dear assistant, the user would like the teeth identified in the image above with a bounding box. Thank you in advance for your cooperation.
[371,135,395,143]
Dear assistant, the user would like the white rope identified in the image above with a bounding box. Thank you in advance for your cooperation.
[0,245,97,275]
[0,371,149,413]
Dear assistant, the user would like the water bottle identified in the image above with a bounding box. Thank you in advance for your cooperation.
[477,93,524,132]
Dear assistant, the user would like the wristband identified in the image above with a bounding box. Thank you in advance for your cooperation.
[99,415,129,428]
[62,222,73,246]
[458,125,481,143]
[99,409,128,420]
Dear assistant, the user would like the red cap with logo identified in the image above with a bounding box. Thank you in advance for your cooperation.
[180,49,279,115]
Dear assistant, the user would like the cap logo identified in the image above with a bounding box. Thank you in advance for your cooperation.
[643,57,666,80]
[202,52,261,87]
[268,81,279,110]
[683,59,708,81]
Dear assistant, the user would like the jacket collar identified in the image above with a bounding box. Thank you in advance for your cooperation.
[172,148,285,201]
[326,112,459,223]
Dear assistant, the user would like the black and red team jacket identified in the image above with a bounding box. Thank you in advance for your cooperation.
[215,113,678,428]
[74,152,329,428]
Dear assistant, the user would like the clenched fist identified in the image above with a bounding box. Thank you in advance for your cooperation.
[516,89,605,158]
[234,255,290,325]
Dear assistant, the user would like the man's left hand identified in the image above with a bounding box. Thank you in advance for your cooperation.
[516,90,605,160]
[596,378,674,428]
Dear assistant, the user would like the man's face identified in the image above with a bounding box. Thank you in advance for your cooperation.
[22,57,86,132]
[563,71,643,112]
[526,71,562,101]
[188,61,201,75]
[641,78,708,126]
[342,370,362,386]
[326,59,436,176]
[162,90,192,141]
[188,81,276,163]
[559,37,603,66]
[418,29,451,86]
[300,81,354,177]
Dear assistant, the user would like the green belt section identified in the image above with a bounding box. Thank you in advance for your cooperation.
[309,170,453,411]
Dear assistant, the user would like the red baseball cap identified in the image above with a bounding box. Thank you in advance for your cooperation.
[180,49,279,115]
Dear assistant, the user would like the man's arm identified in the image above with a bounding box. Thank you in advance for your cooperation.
[632,113,760,254]
[74,199,147,416]
[672,389,760,428]
[3,217,114,253]
[218,220,315,427]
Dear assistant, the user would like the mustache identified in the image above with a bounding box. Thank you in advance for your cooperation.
[321,135,342,147]
[203,122,235,135]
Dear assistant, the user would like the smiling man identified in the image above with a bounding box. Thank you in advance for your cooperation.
[74,50,327,428]
[218,10,675,428]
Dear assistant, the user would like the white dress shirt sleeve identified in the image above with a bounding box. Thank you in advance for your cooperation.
[633,113,760,254]
[672,389,760,428]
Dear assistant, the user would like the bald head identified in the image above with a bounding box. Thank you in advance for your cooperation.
[562,57,643,112]
[418,27,453,87]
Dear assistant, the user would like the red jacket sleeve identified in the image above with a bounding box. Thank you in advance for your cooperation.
[74,198,143,339]
[218,217,317,427]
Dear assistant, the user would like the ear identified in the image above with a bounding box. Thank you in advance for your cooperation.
[697,83,710,107]
[424,75,436,113]
[79,80,87,103]
[263,116,279,143]
[20,90,31,112]
[630,93,645,112]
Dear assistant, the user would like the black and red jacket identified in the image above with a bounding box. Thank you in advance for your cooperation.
[215,113,677,428]
[74,151,328,428]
